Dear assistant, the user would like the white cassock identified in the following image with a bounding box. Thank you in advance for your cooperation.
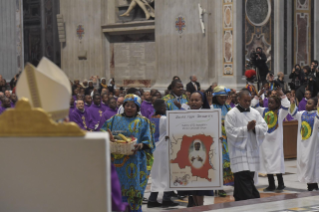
[150,116,172,192]
[289,105,319,183]
[251,96,290,174]
[225,107,268,174]
[189,145,206,169]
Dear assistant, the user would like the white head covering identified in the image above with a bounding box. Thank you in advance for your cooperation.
[16,57,71,120]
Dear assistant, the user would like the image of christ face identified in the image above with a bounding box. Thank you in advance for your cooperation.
[189,140,206,169]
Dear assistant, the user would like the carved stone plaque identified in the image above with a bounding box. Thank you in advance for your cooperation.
[246,0,271,26]
[113,42,156,84]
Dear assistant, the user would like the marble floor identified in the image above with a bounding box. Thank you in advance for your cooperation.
[142,159,316,212]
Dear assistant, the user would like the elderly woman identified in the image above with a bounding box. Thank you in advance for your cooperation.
[207,86,235,197]
[101,94,155,212]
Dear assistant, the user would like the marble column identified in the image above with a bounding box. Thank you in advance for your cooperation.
[314,0,319,60]
[286,0,293,77]
[0,0,23,79]
[273,0,285,76]
[233,0,245,88]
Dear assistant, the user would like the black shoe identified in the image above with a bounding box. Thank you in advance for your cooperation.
[169,191,178,197]
[187,196,195,208]
[162,200,179,208]
[263,186,276,192]
[147,201,162,208]
[276,184,286,191]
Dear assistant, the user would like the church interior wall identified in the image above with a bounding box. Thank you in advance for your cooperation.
[60,0,105,81]
[154,0,215,90]
[0,0,23,80]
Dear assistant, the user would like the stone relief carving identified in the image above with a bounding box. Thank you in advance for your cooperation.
[120,0,155,20]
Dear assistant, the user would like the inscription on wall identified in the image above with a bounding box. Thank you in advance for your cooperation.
[113,42,156,85]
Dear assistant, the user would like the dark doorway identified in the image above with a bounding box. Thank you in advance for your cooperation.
[23,0,60,67]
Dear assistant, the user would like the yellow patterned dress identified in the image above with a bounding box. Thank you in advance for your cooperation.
[102,114,155,212]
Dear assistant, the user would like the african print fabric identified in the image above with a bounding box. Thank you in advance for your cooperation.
[212,104,234,186]
[101,114,155,211]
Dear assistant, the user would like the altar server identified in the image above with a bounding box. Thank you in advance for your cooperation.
[147,99,179,208]
[225,90,268,201]
[251,87,289,191]
[289,96,319,191]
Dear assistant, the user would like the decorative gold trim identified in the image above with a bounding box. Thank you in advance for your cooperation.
[25,63,42,107]
[49,109,70,121]
[0,98,86,137]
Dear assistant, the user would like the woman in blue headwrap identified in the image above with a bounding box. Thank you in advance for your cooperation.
[207,86,235,197]
[101,94,155,212]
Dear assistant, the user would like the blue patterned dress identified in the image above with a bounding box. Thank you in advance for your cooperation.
[102,114,155,212]
[212,104,234,186]
[163,93,188,110]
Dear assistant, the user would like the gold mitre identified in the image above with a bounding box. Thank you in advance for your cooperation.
[16,57,71,120]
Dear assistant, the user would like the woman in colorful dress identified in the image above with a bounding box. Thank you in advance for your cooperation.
[101,94,155,212]
[207,86,235,197]
[163,80,188,110]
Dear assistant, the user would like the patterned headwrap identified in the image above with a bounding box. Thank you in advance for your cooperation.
[123,94,141,108]
[213,86,231,97]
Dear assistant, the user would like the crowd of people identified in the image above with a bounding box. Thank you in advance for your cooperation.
[1,58,319,211]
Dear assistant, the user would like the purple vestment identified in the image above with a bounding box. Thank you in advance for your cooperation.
[69,108,94,130]
[84,103,91,110]
[284,114,294,121]
[96,107,117,131]
[101,102,110,111]
[0,107,7,115]
[10,102,16,108]
[72,95,76,101]
[263,98,268,108]
[298,98,307,111]
[140,101,154,119]
[111,164,130,212]
[69,104,76,118]
[229,102,235,108]
[87,103,105,130]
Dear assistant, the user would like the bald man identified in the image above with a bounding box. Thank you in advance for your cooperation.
[69,100,94,131]
[117,97,124,108]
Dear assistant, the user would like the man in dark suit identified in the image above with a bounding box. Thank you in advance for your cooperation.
[186,75,201,93]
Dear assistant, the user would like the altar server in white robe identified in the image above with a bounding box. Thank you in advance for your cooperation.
[225,89,268,201]
[251,87,289,192]
[148,99,179,208]
[289,96,319,191]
